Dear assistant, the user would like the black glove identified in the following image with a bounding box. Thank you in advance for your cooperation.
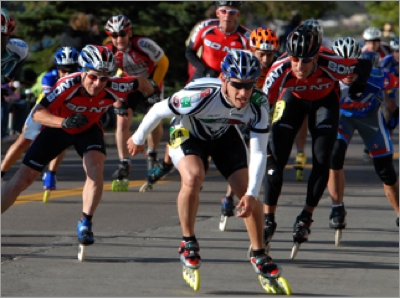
[62,113,89,129]
[144,79,161,104]
[348,80,367,100]
[114,101,128,116]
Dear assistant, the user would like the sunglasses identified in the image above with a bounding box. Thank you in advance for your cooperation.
[218,8,239,15]
[110,30,128,38]
[290,56,314,63]
[58,67,78,73]
[86,72,109,82]
[228,80,255,90]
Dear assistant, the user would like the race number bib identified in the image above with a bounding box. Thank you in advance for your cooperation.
[169,127,190,149]
[272,100,286,124]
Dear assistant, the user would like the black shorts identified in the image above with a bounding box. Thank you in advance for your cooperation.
[127,91,152,113]
[177,126,248,179]
[23,124,106,172]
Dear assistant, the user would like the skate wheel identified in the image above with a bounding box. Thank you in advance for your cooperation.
[111,180,119,192]
[192,269,200,291]
[112,179,129,192]
[139,182,152,192]
[335,229,342,246]
[43,190,50,203]
[219,215,228,231]
[247,244,253,259]
[276,276,292,295]
[290,242,300,259]
[78,244,86,262]
[258,275,271,293]
[296,169,303,181]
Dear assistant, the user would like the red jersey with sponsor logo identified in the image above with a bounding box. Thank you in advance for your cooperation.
[39,72,139,134]
[188,19,250,72]
[105,35,164,79]
[263,50,372,105]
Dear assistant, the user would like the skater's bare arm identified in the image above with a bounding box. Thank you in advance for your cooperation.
[127,139,145,157]
[32,104,64,128]
[236,195,257,218]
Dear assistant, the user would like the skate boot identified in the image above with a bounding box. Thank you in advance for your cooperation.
[219,196,235,231]
[329,204,347,246]
[42,172,56,203]
[139,161,174,192]
[251,253,292,295]
[77,217,94,262]
[147,151,158,171]
[111,160,130,192]
[291,214,313,259]
[248,221,277,259]
[293,152,306,181]
[178,241,201,291]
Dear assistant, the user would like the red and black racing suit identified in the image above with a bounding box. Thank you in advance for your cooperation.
[262,51,372,209]
[185,19,250,82]
[23,72,142,172]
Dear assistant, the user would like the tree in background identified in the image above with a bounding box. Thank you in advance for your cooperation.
[365,1,399,35]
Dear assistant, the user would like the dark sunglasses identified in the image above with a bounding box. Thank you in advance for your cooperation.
[110,30,128,38]
[58,67,78,73]
[290,56,314,63]
[228,80,255,90]
[218,8,239,15]
[86,72,109,82]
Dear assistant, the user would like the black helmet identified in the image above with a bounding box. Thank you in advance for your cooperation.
[215,1,242,8]
[286,24,321,58]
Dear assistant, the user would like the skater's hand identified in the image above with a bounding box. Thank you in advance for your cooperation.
[236,195,256,218]
[127,138,145,156]
[62,113,89,129]
[113,100,128,116]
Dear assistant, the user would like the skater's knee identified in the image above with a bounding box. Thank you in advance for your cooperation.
[17,165,40,188]
[116,115,130,131]
[373,155,397,186]
[330,140,347,170]
[266,156,283,186]
[181,172,204,190]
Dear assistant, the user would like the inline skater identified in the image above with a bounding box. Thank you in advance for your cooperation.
[327,38,399,242]
[142,1,250,192]
[1,45,159,261]
[127,50,291,294]
[262,24,372,259]
[1,47,80,202]
[1,8,29,140]
[104,14,169,190]
[361,27,391,60]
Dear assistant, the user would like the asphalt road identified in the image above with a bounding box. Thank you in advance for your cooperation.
[1,130,399,297]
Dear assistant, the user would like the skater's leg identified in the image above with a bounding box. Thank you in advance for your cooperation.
[1,164,40,213]
[1,133,32,176]
[115,108,133,162]
[48,149,67,172]
[82,150,106,216]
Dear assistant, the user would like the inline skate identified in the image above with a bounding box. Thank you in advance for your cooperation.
[219,195,235,231]
[42,171,56,203]
[139,160,174,192]
[251,253,292,294]
[247,221,277,259]
[329,204,347,246]
[293,152,306,181]
[111,160,130,192]
[291,214,313,259]
[179,241,201,291]
[77,217,94,262]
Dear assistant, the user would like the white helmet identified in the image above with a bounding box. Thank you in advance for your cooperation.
[363,27,381,41]
[78,45,116,74]
[332,37,361,58]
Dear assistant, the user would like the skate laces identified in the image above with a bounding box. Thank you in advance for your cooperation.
[294,216,313,234]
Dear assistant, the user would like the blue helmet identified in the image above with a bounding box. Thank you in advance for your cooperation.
[390,37,399,51]
[221,49,261,80]
[54,47,79,67]
[360,51,380,68]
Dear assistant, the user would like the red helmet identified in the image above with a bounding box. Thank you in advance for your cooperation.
[105,15,132,35]
[1,8,16,36]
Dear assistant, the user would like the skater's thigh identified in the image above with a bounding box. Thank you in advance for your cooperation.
[22,127,73,172]
[74,124,107,158]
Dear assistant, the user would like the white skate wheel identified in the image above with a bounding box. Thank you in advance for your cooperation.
[78,244,86,262]
[219,215,228,231]
[247,244,253,259]
[290,242,300,259]
[334,229,342,246]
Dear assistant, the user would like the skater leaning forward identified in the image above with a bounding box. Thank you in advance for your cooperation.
[128,49,290,291]
[1,45,159,246]
[261,24,372,258]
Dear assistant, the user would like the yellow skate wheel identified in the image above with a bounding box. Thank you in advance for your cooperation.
[276,276,292,295]
[335,229,342,246]
[122,179,129,191]
[43,190,50,203]
[111,180,119,192]
[258,275,271,293]
[182,266,187,282]
[192,269,200,291]
[296,169,303,181]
